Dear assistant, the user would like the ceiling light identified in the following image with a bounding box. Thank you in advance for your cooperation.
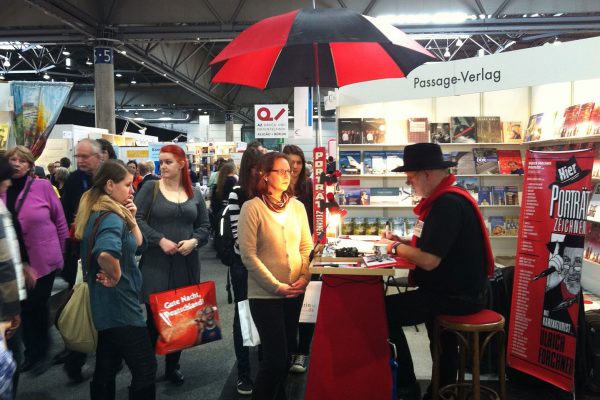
[62,50,70,55]
[141,61,144,64]
[197,108,202,111]
[478,14,485,19]
[159,117,172,121]
[478,49,485,57]
[553,38,561,45]
[443,48,451,58]
[163,73,167,77]
[175,80,179,83]
[531,13,539,17]
[554,13,563,17]
[0,74,4,80]
[522,14,527,18]
[456,39,463,46]
[85,58,92,65]
[2,59,9,67]
[125,109,129,112]
[131,78,137,84]
[133,117,144,121]
[141,104,144,107]
[121,50,126,55]
[203,111,208,114]
[43,73,50,79]
[65,57,71,67]
[115,73,122,77]
[134,111,139,115]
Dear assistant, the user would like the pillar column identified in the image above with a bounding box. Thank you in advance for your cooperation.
[93,46,116,133]
[225,111,234,141]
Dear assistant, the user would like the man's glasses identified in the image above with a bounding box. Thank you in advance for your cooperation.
[271,169,291,176]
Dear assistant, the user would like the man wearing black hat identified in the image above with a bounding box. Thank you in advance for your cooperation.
[380,143,494,400]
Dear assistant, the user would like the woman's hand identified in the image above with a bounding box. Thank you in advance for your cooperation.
[276,283,305,298]
[159,238,179,255]
[290,278,309,291]
[23,264,37,289]
[5,315,21,339]
[177,239,197,256]
[123,196,137,217]
[96,271,118,288]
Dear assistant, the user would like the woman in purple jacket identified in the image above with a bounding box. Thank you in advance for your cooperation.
[5,146,69,375]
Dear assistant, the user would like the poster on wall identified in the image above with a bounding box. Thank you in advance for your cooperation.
[254,104,288,138]
[507,148,594,393]
[313,147,327,244]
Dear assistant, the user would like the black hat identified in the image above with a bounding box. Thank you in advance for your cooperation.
[391,143,456,172]
[548,156,591,188]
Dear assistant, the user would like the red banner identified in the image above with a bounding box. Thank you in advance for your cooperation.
[507,148,593,392]
[313,147,327,244]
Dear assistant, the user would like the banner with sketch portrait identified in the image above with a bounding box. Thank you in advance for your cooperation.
[507,148,593,392]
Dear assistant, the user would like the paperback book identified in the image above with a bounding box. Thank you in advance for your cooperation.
[339,151,362,174]
[451,116,477,143]
[362,151,386,174]
[503,186,519,205]
[456,177,479,200]
[587,183,600,223]
[476,117,502,143]
[343,187,370,205]
[472,148,500,174]
[491,186,507,205]
[338,118,363,144]
[505,216,519,236]
[489,216,506,236]
[370,187,400,205]
[523,113,544,142]
[575,102,595,136]
[590,104,600,136]
[363,255,400,269]
[502,121,523,143]
[430,123,451,144]
[478,186,492,206]
[407,117,429,143]
[497,150,524,175]
[385,150,403,173]
[560,105,581,138]
[450,151,476,175]
[362,118,386,144]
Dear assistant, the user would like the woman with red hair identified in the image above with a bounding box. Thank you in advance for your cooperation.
[134,145,210,385]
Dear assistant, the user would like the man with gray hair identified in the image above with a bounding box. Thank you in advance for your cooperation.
[136,160,159,193]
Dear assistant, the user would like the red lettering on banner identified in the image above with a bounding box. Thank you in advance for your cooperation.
[256,107,286,121]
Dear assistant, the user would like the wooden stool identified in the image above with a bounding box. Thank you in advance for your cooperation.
[431,309,506,400]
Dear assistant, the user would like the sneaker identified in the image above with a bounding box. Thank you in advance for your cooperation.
[289,354,307,373]
[236,375,254,395]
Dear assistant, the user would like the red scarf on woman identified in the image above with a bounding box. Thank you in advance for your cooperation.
[409,174,494,279]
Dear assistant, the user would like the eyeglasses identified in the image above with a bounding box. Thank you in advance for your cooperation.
[270,169,291,176]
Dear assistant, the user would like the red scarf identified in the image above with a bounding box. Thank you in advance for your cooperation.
[409,174,494,281]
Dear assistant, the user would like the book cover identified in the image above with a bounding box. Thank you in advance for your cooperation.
[363,254,399,268]
[584,223,600,263]
[523,113,544,142]
[398,186,417,206]
[339,151,362,174]
[407,117,429,143]
[352,217,367,235]
[430,123,451,144]
[478,186,492,206]
[451,116,477,143]
[593,146,600,179]
[492,186,506,205]
[489,216,506,236]
[338,118,363,144]
[590,104,600,136]
[362,151,386,174]
[345,187,370,205]
[370,187,400,205]
[450,151,476,175]
[472,148,500,174]
[341,217,355,235]
[504,186,519,205]
[391,217,405,237]
[476,117,502,143]
[404,218,417,237]
[385,150,403,173]
[587,183,600,223]
[542,111,561,140]
[505,216,519,236]
[502,121,523,143]
[362,118,386,144]
[497,150,524,175]
[575,102,595,136]
[560,105,581,138]
[365,218,379,236]
[456,177,479,200]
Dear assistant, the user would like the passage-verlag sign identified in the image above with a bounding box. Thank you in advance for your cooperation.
[255,104,288,138]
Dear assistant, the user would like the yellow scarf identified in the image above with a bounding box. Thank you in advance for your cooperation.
[91,194,137,231]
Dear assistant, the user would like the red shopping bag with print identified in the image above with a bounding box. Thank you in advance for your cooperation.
[148,281,222,355]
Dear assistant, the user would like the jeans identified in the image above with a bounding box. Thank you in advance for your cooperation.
[145,304,181,373]
[249,296,303,400]
[385,288,483,389]
[230,255,250,376]
[21,271,56,363]
[93,326,156,393]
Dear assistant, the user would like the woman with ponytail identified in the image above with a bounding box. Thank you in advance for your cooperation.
[134,144,210,385]
[74,160,156,399]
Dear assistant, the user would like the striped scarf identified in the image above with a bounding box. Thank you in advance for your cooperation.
[261,193,290,213]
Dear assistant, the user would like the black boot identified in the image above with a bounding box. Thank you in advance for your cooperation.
[89,380,116,400]
[129,384,156,400]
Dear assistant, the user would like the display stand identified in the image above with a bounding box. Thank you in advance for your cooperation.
[305,261,394,400]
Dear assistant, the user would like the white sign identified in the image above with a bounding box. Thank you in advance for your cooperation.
[294,87,313,139]
[340,36,600,105]
[255,104,288,138]
[148,143,186,161]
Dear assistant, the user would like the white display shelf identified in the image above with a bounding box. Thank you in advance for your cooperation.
[524,134,600,147]
[339,142,522,149]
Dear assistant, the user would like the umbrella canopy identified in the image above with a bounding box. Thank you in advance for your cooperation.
[210,8,436,89]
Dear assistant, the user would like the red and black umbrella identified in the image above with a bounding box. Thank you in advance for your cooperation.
[210,8,435,89]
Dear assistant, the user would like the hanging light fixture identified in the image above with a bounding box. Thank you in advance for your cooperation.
[86,58,92,65]
[444,48,451,58]
[2,54,10,67]
[131,77,137,84]
[456,38,463,47]
[0,74,4,80]
[43,73,50,79]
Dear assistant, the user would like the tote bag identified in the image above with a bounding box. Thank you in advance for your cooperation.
[238,299,260,346]
[148,281,221,355]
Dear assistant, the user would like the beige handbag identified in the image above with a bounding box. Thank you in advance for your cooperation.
[56,212,111,353]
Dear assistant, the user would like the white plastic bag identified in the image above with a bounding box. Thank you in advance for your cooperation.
[238,300,260,346]
[299,281,322,323]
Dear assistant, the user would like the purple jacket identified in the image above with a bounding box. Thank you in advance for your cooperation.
[1,176,69,278]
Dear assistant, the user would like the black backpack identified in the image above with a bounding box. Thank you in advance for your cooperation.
[215,203,236,267]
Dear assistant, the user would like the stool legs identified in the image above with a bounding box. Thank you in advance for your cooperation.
[497,331,506,400]
[472,332,480,400]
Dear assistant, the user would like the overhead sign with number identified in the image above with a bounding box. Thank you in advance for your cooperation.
[94,47,113,65]
[255,104,288,138]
